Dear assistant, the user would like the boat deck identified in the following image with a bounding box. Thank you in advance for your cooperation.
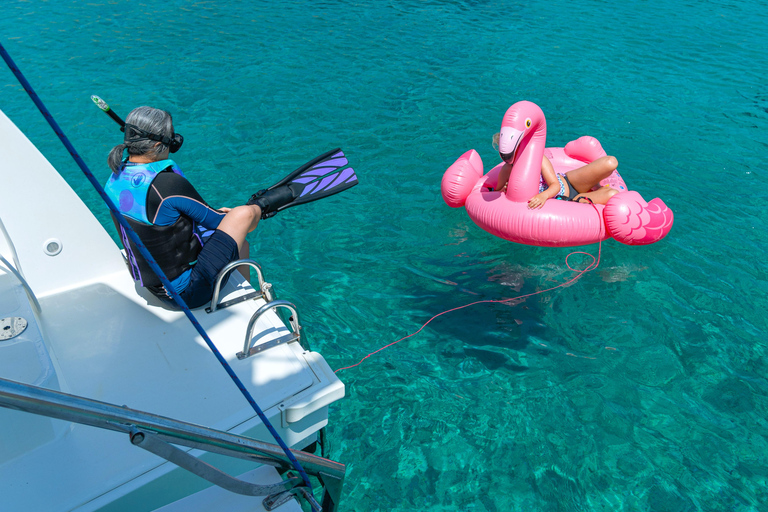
[0,109,343,511]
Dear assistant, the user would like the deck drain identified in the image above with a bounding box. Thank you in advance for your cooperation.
[0,317,28,341]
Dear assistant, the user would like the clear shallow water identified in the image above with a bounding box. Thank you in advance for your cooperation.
[2,1,767,510]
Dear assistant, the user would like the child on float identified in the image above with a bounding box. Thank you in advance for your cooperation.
[492,133,620,209]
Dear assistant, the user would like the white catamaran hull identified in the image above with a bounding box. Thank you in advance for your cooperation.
[0,108,345,511]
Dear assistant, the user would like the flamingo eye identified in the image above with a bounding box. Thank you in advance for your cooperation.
[525,118,532,128]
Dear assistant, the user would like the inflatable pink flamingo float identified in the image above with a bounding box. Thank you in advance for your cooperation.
[441,101,673,247]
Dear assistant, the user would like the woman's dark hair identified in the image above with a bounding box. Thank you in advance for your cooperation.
[108,106,174,173]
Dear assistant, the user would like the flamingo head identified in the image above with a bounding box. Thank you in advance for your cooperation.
[497,101,546,164]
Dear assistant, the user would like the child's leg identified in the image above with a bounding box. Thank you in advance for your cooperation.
[564,156,618,193]
[574,185,619,205]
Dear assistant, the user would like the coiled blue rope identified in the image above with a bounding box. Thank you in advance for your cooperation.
[0,42,315,496]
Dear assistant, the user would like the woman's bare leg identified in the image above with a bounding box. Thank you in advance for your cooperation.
[237,241,251,279]
[215,204,261,279]
[564,156,618,194]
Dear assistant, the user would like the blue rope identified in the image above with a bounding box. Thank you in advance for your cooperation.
[0,42,315,494]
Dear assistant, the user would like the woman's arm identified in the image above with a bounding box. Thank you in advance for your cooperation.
[148,172,226,228]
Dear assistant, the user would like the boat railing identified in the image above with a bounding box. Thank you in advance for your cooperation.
[205,260,311,359]
[238,300,307,359]
[0,218,41,314]
[0,377,345,512]
[207,259,275,313]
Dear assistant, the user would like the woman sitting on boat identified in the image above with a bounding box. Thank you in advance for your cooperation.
[104,106,264,308]
[104,106,356,309]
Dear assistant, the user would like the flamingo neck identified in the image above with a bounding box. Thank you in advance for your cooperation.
[505,122,547,203]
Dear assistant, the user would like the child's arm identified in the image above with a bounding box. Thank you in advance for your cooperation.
[527,156,561,209]
[493,162,513,191]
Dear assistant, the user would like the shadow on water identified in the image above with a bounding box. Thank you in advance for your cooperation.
[399,258,566,375]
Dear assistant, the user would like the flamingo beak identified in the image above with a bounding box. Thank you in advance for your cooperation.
[498,127,523,163]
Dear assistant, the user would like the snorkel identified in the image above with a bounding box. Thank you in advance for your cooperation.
[91,95,126,129]
[91,95,184,153]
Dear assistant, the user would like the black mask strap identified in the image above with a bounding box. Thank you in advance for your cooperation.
[124,123,184,153]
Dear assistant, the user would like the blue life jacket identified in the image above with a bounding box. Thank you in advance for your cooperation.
[105,159,185,222]
[105,159,202,289]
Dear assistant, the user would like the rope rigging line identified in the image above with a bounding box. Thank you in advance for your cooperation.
[335,215,604,374]
[0,42,315,496]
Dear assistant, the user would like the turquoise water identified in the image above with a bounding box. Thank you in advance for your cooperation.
[2,0,767,510]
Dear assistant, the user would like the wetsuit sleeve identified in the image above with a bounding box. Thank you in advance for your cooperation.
[147,171,226,229]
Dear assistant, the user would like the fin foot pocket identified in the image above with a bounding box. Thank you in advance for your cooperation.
[246,148,358,219]
[247,186,298,219]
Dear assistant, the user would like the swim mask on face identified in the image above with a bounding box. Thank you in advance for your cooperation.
[123,123,184,153]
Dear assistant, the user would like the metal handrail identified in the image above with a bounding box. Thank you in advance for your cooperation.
[0,218,41,314]
[0,377,345,511]
[238,300,308,360]
[208,259,274,313]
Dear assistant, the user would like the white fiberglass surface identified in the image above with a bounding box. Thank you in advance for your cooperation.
[1,275,319,511]
[0,107,339,512]
[0,110,127,298]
